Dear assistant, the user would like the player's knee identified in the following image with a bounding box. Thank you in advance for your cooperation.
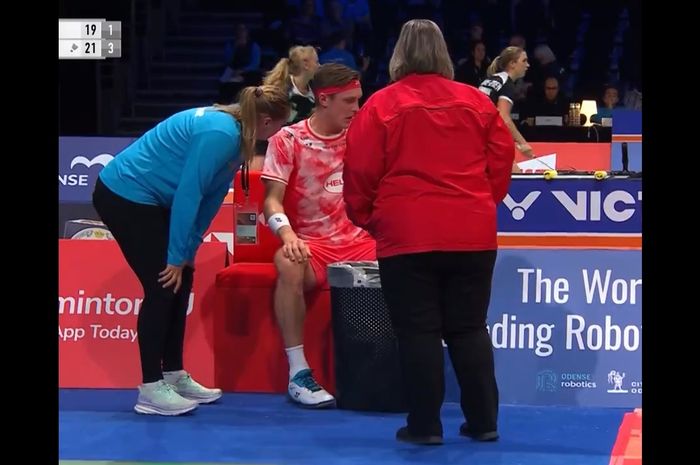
[274,249,305,288]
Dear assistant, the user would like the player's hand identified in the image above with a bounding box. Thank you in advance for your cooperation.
[516,143,534,159]
[159,264,184,294]
[280,230,312,263]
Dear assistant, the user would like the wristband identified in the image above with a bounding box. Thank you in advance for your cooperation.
[268,213,291,235]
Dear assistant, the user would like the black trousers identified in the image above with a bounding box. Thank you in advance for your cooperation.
[92,179,194,383]
[378,250,499,437]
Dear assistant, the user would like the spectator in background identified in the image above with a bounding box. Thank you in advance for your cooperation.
[623,86,641,111]
[320,0,355,50]
[592,84,622,123]
[527,44,565,99]
[523,76,569,123]
[344,0,374,70]
[320,32,370,75]
[288,0,322,46]
[219,24,262,103]
[455,40,490,87]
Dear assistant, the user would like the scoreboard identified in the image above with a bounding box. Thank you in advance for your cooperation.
[58,19,122,60]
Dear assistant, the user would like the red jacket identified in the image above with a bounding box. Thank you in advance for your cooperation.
[343,73,514,258]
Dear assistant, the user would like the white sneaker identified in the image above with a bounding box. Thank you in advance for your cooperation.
[165,371,222,404]
[134,380,198,416]
[288,369,336,408]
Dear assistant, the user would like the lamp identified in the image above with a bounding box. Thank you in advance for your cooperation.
[580,99,598,127]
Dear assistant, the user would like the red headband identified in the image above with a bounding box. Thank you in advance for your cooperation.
[314,79,361,97]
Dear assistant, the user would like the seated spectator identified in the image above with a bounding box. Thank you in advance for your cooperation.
[527,44,565,99]
[288,0,322,46]
[455,40,490,87]
[592,84,623,122]
[219,24,262,103]
[523,76,570,123]
[319,32,370,75]
[320,0,355,49]
[623,86,642,111]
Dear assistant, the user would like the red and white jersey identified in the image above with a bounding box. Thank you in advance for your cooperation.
[262,119,370,244]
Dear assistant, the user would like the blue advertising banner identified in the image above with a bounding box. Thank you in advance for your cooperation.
[498,178,642,234]
[445,249,641,408]
[59,138,642,236]
[611,110,641,135]
[59,137,136,203]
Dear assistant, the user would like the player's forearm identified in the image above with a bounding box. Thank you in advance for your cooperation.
[263,196,285,220]
[501,112,528,146]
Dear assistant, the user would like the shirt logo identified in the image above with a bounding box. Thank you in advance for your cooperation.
[324,172,344,194]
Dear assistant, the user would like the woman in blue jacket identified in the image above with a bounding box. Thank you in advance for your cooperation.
[93,85,289,416]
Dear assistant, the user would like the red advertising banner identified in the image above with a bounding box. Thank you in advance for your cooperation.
[203,203,233,259]
[515,142,611,172]
[59,240,228,388]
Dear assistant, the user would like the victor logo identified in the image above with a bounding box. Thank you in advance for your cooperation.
[503,192,541,220]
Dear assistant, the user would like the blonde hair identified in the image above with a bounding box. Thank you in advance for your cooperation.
[389,19,454,82]
[487,46,524,76]
[213,85,290,164]
[263,45,317,90]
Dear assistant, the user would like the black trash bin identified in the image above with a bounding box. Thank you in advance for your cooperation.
[328,261,407,412]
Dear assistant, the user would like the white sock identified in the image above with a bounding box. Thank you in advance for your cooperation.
[285,345,310,379]
[163,370,186,383]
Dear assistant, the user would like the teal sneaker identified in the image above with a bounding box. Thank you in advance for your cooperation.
[165,371,223,404]
[288,369,335,408]
[134,380,198,416]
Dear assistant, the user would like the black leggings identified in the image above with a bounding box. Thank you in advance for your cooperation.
[92,178,194,383]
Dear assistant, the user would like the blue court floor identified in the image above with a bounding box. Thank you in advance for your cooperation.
[59,389,625,465]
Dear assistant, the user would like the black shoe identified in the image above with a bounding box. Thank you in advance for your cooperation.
[459,423,499,442]
[396,426,443,446]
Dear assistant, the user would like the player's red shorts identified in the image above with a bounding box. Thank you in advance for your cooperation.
[307,235,376,289]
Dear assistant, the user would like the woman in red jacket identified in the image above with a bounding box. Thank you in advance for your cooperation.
[343,19,515,446]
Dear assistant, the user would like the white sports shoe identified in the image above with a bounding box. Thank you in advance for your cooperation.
[165,371,223,404]
[134,380,198,416]
[288,369,336,408]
